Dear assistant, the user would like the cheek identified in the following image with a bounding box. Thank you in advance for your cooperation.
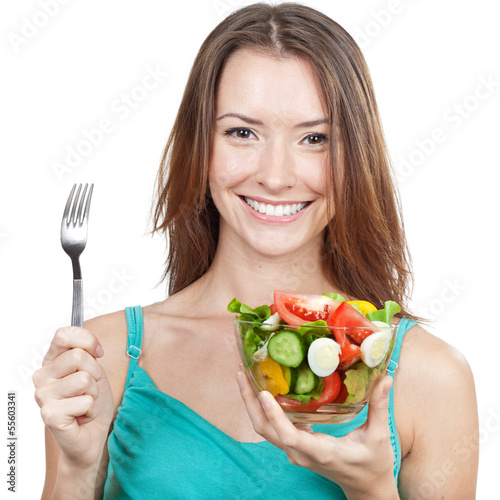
[299,157,329,194]
[209,142,258,188]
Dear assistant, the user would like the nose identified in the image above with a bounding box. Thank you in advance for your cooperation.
[254,139,297,193]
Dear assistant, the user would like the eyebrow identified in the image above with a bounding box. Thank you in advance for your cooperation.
[215,112,328,128]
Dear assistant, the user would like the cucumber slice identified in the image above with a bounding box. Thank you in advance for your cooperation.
[281,366,297,392]
[292,363,319,395]
[268,330,305,368]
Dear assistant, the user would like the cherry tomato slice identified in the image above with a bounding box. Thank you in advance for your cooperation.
[328,302,377,346]
[274,290,341,326]
[338,341,362,371]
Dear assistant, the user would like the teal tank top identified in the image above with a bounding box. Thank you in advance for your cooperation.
[103,307,417,499]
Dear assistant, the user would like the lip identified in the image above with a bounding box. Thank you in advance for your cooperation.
[243,195,309,205]
[238,195,312,224]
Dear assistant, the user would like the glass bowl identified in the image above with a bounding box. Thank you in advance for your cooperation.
[234,319,398,424]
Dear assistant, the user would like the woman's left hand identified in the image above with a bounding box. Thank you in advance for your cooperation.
[236,368,400,500]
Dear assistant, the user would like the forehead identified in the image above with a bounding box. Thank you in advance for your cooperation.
[215,48,326,121]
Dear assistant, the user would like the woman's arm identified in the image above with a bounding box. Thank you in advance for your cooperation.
[237,325,479,499]
[237,369,400,499]
[38,311,130,500]
[396,327,479,498]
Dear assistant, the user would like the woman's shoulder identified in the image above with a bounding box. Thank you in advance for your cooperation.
[396,322,475,415]
[82,309,131,413]
[394,322,477,485]
[397,322,473,382]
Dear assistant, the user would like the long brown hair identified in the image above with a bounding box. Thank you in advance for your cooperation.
[152,2,417,319]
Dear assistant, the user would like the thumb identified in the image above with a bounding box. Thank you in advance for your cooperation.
[365,375,393,432]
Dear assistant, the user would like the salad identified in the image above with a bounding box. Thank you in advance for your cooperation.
[229,291,401,412]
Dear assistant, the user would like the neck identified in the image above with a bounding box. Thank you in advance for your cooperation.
[188,231,341,314]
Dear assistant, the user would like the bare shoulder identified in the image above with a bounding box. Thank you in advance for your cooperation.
[82,300,186,403]
[83,310,130,412]
[397,324,474,386]
[395,324,479,497]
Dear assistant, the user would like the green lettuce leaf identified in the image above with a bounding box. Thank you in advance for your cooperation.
[343,363,377,404]
[366,301,401,324]
[228,299,272,367]
[297,320,330,337]
[227,298,271,321]
[242,327,264,363]
[322,293,345,303]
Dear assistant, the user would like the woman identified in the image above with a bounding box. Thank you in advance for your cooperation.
[34,3,478,498]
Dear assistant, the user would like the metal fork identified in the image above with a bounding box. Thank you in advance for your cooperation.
[60,183,94,327]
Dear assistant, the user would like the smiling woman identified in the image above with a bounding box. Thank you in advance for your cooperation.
[209,50,330,257]
[152,5,414,317]
[33,2,478,499]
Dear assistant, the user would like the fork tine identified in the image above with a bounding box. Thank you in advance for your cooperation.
[62,184,77,225]
[76,183,88,225]
[82,184,94,223]
[69,184,82,226]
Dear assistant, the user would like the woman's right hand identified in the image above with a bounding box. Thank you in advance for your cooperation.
[33,326,115,470]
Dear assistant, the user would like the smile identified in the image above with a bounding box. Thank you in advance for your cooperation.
[243,197,309,216]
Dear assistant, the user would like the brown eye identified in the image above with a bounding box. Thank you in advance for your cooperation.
[224,127,255,139]
[304,133,327,145]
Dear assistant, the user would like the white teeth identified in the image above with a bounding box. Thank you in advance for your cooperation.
[274,205,284,216]
[244,197,308,217]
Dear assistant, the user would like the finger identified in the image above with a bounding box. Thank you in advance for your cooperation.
[41,394,96,430]
[44,348,103,381]
[43,327,103,366]
[259,390,313,448]
[236,369,280,445]
[364,375,393,434]
[258,391,335,467]
[294,423,314,434]
[55,370,100,399]
[35,370,100,409]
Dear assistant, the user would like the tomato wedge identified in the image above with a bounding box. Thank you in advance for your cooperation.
[275,372,342,412]
[333,379,349,404]
[328,302,377,345]
[274,291,341,326]
[337,341,361,371]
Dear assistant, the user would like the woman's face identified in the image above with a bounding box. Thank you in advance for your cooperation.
[209,48,332,258]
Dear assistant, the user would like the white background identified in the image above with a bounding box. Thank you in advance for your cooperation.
[1,0,499,498]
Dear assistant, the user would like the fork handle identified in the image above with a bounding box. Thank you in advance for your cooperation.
[71,279,84,327]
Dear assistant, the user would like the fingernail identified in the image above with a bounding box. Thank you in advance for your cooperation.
[260,391,272,409]
[95,344,104,357]
[236,371,245,388]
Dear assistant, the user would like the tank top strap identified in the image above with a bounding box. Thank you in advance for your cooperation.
[124,306,144,387]
[386,317,418,377]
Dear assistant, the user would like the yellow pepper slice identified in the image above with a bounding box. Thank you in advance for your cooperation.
[347,300,377,315]
[252,357,290,396]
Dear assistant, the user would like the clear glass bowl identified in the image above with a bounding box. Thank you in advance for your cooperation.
[234,319,398,424]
